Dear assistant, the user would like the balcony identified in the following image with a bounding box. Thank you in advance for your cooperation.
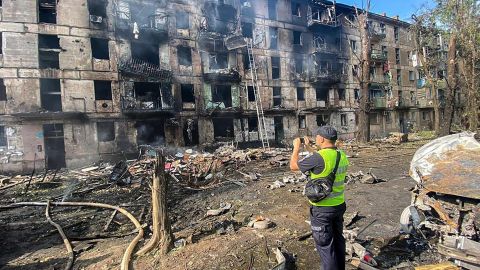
[307,8,340,29]
[120,96,173,114]
[371,50,388,63]
[369,28,387,42]
[371,97,387,108]
[309,68,342,85]
[397,98,414,108]
[118,58,172,83]
[203,68,241,83]
[369,76,390,89]
[115,11,169,41]
[417,98,434,108]
[313,39,340,55]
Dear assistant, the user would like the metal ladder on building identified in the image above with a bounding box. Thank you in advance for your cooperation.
[246,40,270,149]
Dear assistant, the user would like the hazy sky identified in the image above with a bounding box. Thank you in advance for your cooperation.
[338,0,436,22]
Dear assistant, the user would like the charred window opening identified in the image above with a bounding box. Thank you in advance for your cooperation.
[316,88,328,101]
[269,27,278,49]
[298,115,306,129]
[132,41,159,66]
[39,34,60,69]
[97,122,115,142]
[297,87,305,101]
[243,53,251,70]
[394,27,399,42]
[291,2,301,17]
[94,80,112,100]
[242,22,253,38]
[212,85,232,108]
[395,48,401,64]
[247,86,255,102]
[338,88,346,101]
[248,117,258,132]
[386,111,392,123]
[293,31,302,45]
[134,82,160,103]
[316,114,329,126]
[209,53,228,70]
[178,46,192,66]
[181,84,195,103]
[397,69,401,86]
[0,79,6,101]
[369,113,379,125]
[91,38,110,60]
[88,0,107,17]
[341,114,348,126]
[0,126,6,147]
[352,65,359,77]
[39,0,57,24]
[183,119,199,146]
[268,0,277,19]
[40,79,62,112]
[271,57,280,79]
[176,11,189,29]
[295,56,303,74]
[273,87,281,106]
[354,88,360,100]
[43,124,66,169]
[136,121,165,145]
[213,118,234,139]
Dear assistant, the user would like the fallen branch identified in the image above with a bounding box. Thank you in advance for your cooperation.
[45,200,74,270]
[2,201,144,270]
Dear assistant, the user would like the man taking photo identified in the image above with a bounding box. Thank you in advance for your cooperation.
[290,126,349,270]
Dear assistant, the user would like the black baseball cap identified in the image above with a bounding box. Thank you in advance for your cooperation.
[314,125,338,141]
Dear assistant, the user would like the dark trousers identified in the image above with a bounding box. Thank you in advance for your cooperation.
[310,204,346,270]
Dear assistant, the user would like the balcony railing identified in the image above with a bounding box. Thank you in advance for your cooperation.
[307,9,340,28]
[115,11,169,39]
[309,68,342,84]
[371,50,388,62]
[369,28,387,42]
[417,98,434,108]
[203,68,241,83]
[371,97,387,108]
[120,96,173,113]
[370,76,390,89]
[118,58,172,82]
[397,98,414,108]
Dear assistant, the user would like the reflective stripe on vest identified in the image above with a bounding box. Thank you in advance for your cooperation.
[309,148,349,207]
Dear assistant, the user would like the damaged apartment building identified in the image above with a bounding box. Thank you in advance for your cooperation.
[0,0,434,172]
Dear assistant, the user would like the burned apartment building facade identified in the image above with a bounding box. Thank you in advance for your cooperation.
[0,0,433,172]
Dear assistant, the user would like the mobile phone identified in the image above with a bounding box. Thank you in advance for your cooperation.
[300,137,305,144]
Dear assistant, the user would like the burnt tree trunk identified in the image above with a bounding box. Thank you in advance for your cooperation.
[357,13,371,142]
[136,154,173,256]
[440,33,457,136]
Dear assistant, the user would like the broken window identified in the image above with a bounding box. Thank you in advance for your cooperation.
[295,56,303,74]
[291,2,301,16]
[176,11,189,29]
[136,121,165,145]
[316,114,329,126]
[293,31,302,45]
[422,111,430,121]
[409,71,415,81]
[91,38,110,60]
[394,26,399,42]
[97,122,115,142]
[88,0,107,18]
[269,27,278,50]
[132,41,159,65]
[243,53,251,70]
[273,87,281,106]
[212,85,232,107]
[386,111,392,123]
[213,118,234,139]
[248,117,258,132]
[338,88,346,101]
[134,82,160,105]
[39,0,57,24]
[352,65,359,77]
[94,80,112,100]
[297,87,305,101]
[209,53,228,70]
[178,46,192,66]
[354,88,360,100]
[350,40,357,52]
[40,79,62,111]
[247,86,256,102]
[397,69,402,86]
[0,126,6,147]
[341,114,348,126]
[268,0,277,19]
[181,84,195,103]
[271,57,280,79]
[0,79,6,101]
[39,34,60,69]
[298,115,306,129]
[395,48,400,64]
[316,88,328,101]
[242,22,253,38]
[369,113,379,125]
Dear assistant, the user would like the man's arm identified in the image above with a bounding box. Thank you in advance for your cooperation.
[290,138,301,171]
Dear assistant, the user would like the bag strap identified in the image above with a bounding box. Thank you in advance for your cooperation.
[330,150,341,176]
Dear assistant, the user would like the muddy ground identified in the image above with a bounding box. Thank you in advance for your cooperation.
[0,141,443,270]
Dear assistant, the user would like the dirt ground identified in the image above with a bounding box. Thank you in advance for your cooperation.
[0,141,442,270]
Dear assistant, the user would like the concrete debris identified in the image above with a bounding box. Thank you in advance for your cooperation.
[346,171,384,184]
[206,203,232,217]
[375,132,408,144]
[248,216,273,229]
[267,180,286,190]
[344,211,359,227]
[174,238,187,249]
